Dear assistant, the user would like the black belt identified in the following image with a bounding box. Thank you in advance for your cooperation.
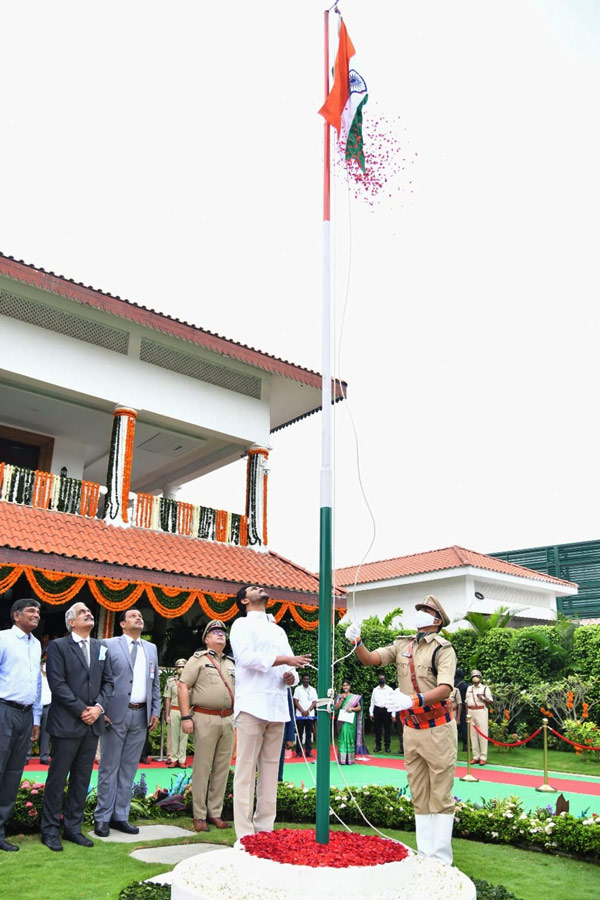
[0,698,32,712]
[128,702,146,710]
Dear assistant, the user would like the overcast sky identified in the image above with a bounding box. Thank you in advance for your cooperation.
[1,1,599,575]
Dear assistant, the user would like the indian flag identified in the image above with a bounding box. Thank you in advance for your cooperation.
[319,21,368,172]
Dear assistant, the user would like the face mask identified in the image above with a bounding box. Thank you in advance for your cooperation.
[378,678,386,685]
[472,677,480,684]
[414,610,437,630]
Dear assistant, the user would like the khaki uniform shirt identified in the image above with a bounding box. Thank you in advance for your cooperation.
[449,686,461,713]
[179,650,235,710]
[466,684,493,708]
[164,676,180,707]
[375,633,456,694]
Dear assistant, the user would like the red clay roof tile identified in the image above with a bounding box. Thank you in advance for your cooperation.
[335,545,576,590]
[0,503,334,600]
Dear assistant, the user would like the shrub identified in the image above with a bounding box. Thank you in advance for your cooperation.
[572,625,600,680]
[446,629,478,672]
[475,630,516,683]
[6,780,44,834]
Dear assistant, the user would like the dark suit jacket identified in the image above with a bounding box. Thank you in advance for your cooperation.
[46,634,114,738]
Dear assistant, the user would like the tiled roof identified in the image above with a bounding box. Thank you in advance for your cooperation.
[0,252,346,397]
[335,545,577,590]
[0,503,343,604]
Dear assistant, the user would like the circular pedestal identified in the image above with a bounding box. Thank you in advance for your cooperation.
[171,847,476,900]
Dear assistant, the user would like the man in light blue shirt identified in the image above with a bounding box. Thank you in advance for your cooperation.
[0,597,42,851]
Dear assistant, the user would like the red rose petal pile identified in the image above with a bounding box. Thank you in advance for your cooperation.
[241,829,409,868]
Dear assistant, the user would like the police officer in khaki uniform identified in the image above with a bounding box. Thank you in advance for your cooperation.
[178,620,235,832]
[346,595,457,864]
[164,659,189,767]
[466,669,493,765]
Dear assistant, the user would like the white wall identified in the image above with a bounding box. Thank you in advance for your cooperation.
[1,315,271,446]
[343,573,557,630]
[50,436,87,480]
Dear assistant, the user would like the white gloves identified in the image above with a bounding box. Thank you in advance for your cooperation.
[345,623,362,644]
[385,689,414,713]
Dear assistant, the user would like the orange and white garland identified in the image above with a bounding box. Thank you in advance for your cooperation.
[104,406,137,527]
[246,447,269,547]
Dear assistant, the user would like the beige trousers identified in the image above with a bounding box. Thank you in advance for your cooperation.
[469,708,489,760]
[170,709,189,765]
[233,712,284,839]
[191,712,235,821]
[403,719,457,815]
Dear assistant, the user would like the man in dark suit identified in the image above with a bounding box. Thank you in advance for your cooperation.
[40,602,113,852]
[94,608,160,836]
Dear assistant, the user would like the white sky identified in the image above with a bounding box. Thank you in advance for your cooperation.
[1,1,599,574]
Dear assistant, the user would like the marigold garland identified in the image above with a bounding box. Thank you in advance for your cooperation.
[32,471,54,509]
[215,509,229,543]
[79,480,101,518]
[118,409,137,525]
[135,493,155,529]
[0,562,335,629]
[177,502,194,537]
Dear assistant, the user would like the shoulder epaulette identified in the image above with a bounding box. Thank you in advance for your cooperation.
[193,649,209,658]
[432,634,452,647]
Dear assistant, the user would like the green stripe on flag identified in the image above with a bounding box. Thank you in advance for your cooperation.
[345,94,368,172]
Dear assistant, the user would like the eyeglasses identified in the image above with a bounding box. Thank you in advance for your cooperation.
[209,629,227,636]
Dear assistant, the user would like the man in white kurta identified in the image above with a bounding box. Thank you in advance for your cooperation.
[230,585,311,838]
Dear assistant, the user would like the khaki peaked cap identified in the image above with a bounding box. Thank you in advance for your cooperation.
[175,658,188,668]
[202,619,228,641]
[415,595,450,628]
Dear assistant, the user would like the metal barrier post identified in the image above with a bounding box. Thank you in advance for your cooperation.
[153,711,169,762]
[460,714,479,782]
[535,718,557,792]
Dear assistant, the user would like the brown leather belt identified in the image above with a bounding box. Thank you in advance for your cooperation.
[468,705,485,710]
[128,702,146,710]
[193,705,233,717]
[171,705,180,711]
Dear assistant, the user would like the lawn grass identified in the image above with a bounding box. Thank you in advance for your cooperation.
[0,817,597,900]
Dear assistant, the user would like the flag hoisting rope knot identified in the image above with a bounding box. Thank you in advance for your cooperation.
[319,20,368,172]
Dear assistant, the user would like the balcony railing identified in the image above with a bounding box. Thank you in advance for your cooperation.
[0,462,249,547]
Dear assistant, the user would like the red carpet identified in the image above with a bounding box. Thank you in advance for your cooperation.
[284,751,600,796]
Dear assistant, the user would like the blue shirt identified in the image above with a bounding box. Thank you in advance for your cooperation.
[0,625,42,724]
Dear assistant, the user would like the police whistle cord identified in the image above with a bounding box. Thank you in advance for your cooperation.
[470,723,542,747]
[548,726,600,753]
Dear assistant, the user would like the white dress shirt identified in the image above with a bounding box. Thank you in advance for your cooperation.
[125,635,147,704]
[369,683,395,716]
[293,683,318,718]
[0,625,42,724]
[230,610,298,722]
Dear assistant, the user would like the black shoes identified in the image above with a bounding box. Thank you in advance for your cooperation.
[0,839,19,852]
[41,834,63,852]
[94,821,110,837]
[64,832,94,847]
[39,758,51,765]
[109,819,139,834]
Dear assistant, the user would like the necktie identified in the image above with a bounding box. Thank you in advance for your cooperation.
[131,639,138,667]
[81,639,89,667]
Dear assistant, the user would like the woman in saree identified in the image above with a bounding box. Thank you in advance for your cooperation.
[335,679,367,764]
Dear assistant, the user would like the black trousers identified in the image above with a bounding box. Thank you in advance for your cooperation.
[373,706,392,750]
[41,731,98,836]
[295,719,314,754]
[0,702,33,838]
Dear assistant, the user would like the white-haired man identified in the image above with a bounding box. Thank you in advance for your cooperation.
[40,603,113,852]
